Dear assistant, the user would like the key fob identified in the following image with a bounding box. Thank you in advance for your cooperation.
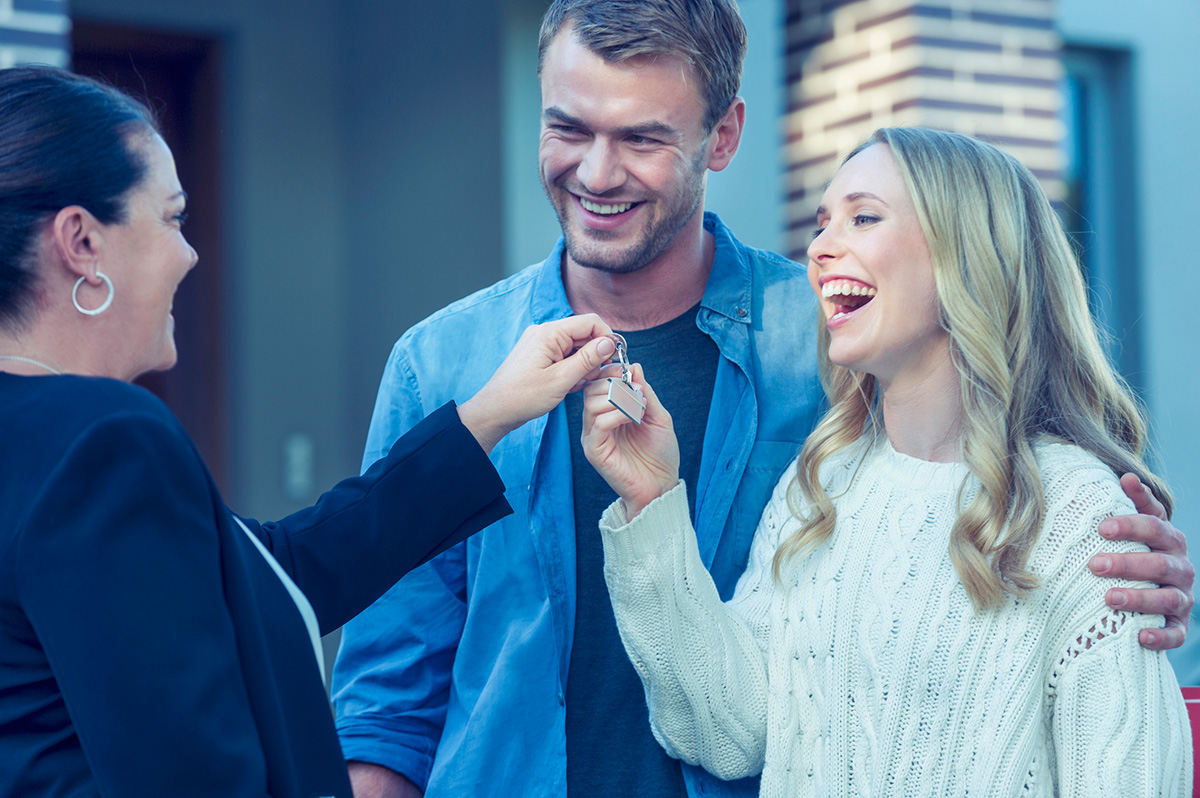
[606,377,645,425]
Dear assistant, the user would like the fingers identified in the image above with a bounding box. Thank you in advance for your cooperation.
[555,335,615,384]
[551,312,614,344]
[537,314,618,363]
[580,369,635,436]
[571,359,624,394]
[534,315,624,391]
[1117,472,1168,521]
[588,398,638,436]
[1097,512,1188,556]
[1089,550,1195,589]
[580,362,673,446]
[1138,618,1188,651]
[1093,547,1195,651]
[1104,583,1192,615]
[519,314,616,363]
[580,366,624,402]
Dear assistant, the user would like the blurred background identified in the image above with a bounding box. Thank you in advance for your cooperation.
[2,0,1196,678]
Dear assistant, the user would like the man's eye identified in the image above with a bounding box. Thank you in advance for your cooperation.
[628,135,658,145]
[173,212,189,228]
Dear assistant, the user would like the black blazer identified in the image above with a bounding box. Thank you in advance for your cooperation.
[0,374,511,797]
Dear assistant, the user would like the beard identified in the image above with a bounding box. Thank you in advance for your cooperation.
[542,149,708,275]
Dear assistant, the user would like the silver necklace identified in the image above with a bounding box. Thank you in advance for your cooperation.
[0,355,63,375]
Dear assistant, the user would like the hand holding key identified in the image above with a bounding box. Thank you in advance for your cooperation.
[582,360,680,519]
[458,314,616,454]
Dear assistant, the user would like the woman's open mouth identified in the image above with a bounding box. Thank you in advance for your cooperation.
[822,278,877,321]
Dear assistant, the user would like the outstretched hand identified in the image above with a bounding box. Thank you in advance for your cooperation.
[1089,473,1194,650]
[581,363,680,518]
[459,314,616,453]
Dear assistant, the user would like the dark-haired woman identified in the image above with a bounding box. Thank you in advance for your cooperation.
[0,65,616,797]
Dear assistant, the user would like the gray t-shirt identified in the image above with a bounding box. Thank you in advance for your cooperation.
[564,304,719,796]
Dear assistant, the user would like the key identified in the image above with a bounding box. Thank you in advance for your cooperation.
[606,334,645,425]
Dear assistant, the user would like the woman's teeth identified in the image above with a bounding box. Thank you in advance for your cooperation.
[823,279,877,321]
[821,279,877,300]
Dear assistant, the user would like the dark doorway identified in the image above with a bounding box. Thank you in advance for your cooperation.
[71,22,229,490]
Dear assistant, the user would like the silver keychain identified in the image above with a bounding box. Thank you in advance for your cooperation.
[606,333,645,425]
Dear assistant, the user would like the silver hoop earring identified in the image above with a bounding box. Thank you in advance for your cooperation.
[72,272,114,316]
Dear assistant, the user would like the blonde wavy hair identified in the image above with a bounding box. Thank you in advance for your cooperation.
[774,127,1171,610]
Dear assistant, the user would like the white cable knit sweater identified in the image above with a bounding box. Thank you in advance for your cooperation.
[599,438,1191,797]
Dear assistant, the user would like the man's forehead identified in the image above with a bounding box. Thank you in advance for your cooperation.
[541,37,702,113]
[543,26,696,83]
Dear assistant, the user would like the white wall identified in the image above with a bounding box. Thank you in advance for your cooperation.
[1059,0,1200,679]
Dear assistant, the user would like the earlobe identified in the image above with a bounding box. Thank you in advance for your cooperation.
[707,97,746,173]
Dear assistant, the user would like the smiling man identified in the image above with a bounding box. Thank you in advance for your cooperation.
[331,2,1194,797]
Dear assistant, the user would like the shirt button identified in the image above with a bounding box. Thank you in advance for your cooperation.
[736,308,747,318]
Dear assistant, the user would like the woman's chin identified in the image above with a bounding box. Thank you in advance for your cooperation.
[826,351,882,382]
[139,342,179,380]
[160,327,179,369]
[825,345,861,372]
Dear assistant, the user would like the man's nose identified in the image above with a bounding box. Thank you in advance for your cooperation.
[576,138,626,195]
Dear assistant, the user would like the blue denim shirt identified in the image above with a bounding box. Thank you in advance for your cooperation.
[332,214,823,797]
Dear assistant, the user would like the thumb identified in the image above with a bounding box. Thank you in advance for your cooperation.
[552,335,615,388]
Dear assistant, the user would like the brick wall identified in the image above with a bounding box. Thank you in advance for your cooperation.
[0,0,70,70]
[783,0,1063,258]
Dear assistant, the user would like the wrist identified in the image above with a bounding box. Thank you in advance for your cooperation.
[622,477,679,520]
[620,497,647,520]
[456,398,505,455]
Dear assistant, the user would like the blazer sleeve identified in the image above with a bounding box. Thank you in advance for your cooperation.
[240,401,512,633]
[16,411,274,797]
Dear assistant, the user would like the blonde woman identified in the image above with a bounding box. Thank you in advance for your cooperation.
[581,127,1191,795]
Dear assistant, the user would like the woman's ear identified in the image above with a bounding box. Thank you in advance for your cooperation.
[50,205,105,283]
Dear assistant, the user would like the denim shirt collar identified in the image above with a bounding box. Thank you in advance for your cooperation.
[528,212,753,326]
[699,212,754,325]
[530,238,575,324]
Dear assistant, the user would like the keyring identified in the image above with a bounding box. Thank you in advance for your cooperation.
[610,333,631,383]
[604,333,644,425]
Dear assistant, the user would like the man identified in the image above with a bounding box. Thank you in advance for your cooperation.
[332,2,1194,796]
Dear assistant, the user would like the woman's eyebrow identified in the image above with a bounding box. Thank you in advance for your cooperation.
[816,191,890,217]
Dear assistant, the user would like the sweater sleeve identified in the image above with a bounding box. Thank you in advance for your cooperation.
[1037,455,1192,796]
[600,475,792,781]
